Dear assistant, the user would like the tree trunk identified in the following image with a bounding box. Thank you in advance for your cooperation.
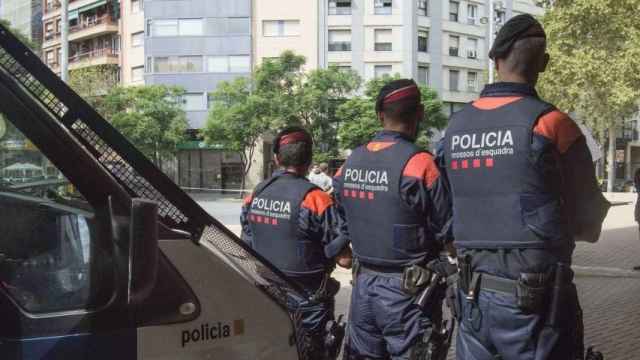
[607,126,616,193]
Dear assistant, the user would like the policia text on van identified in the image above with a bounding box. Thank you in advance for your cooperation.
[0,23,315,360]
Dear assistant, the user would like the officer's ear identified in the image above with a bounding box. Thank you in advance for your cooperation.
[540,52,550,73]
[273,154,281,167]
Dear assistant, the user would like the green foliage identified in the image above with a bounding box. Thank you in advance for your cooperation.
[204,51,361,177]
[336,74,448,150]
[0,19,37,50]
[69,65,120,114]
[100,85,189,164]
[538,0,640,137]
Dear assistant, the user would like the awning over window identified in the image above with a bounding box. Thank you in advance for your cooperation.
[76,0,108,14]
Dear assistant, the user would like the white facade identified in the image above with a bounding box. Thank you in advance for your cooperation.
[255,0,545,115]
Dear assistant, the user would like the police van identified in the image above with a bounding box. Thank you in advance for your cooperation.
[0,24,309,359]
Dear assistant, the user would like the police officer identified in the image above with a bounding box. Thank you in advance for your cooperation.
[334,79,453,360]
[440,14,610,360]
[241,126,352,360]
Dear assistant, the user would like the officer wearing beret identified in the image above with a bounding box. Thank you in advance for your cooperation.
[440,14,610,360]
[241,127,352,359]
[334,79,454,359]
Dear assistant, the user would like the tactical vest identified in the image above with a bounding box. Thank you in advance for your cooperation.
[248,173,327,275]
[340,139,435,267]
[444,96,568,249]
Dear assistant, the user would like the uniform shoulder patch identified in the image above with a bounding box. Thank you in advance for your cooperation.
[403,152,440,188]
[302,189,333,215]
[367,141,395,152]
[472,96,523,110]
[534,110,583,154]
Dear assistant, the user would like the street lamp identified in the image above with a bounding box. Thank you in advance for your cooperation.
[481,1,507,84]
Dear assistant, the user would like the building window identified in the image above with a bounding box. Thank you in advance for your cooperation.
[131,32,144,47]
[207,55,251,73]
[417,0,428,16]
[374,0,392,15]
[467,38,478,59]
[330,63,353,72]
[150,19,204,37]
[418,30,428,52]
[418,64,429,85]
[449,35,459,56]
[229,56,251,73]
[132,0,142,14]
[208,56,229,72]
[449,1,459,22]
[179,19,204,36]
[182,93,207,112]
[449,69,460,91]
[131,66,144,82]
[374,29,392,51]
[45,50,55,66]
[153,56,203,73]
[467,4,478,25]
[262,20,301,37]
[227,18,251,34]
[374,65,393,78]
[467,71,478,92]
[328,30,352,51]
[329,0,352,15]
[151,19,178,36]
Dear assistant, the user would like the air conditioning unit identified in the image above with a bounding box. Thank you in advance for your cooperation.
[467,18,476,25]
[467,50,477,59]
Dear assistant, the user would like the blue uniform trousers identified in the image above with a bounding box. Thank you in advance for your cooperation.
[345,270,436,360]
[456,283,582,360]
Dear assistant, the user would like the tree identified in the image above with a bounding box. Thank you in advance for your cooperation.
[204,77,271,192]
[0,19,37,50]
[68,64,119,114]
[100,85,189,167]
[537,0,640,191]
[204,51,361,187]
[336,74,448,150]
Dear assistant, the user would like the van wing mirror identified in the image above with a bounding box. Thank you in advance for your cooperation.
[129,198,159,305]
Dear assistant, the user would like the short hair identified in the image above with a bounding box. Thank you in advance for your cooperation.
[501,36,547,77]
[274,127,313,167]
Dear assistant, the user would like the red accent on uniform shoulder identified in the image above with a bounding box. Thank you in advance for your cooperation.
[402,152,441,188]
[367,141,396,152]
[302,189,334,215]
[472,96,523,110]
[243,194,253,206]
[533,110,583,154]
[334,165,344,177]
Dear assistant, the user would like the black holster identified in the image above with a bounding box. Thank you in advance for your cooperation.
[324,314,346,360]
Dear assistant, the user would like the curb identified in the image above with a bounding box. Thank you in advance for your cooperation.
[572,265,640,279]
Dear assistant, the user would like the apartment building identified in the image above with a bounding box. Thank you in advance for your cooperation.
[143,0,252,189]
[0,0,43,49]
[41,0,120,80]
[120,0,144,85]
[253,0,544,115]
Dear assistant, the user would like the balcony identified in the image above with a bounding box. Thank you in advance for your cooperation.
[69,16,118,42]
[69,47,119,70]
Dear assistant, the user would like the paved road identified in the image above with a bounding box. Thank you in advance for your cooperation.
[195,193,640,359]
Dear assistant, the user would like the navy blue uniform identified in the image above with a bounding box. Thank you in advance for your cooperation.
[334,131,453,359]
[440,82,609,360]
[241,170,349,358]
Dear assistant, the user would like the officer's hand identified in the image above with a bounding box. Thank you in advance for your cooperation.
[336,247,353,269]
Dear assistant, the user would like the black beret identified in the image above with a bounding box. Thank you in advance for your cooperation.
[375,79,420,113]
[489,14,546,60]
